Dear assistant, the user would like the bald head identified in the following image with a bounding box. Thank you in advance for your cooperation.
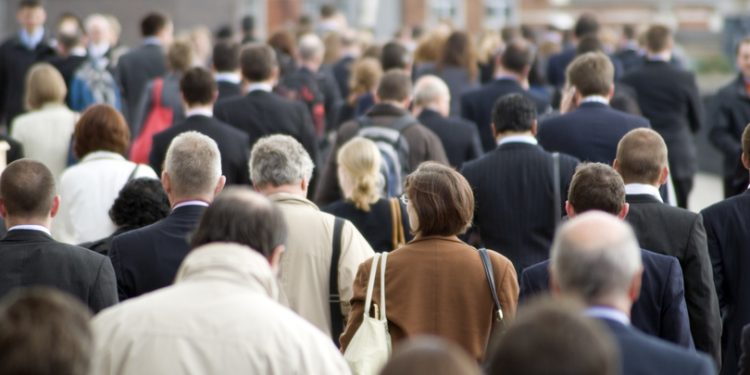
[413,75,450,116]
[550,212,642,306]
[615,128,668,185]
[298,33,324,66]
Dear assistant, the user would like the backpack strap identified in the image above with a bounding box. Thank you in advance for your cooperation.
[552,152,561,227]
[329,217,345,344]
[478,248,504,322]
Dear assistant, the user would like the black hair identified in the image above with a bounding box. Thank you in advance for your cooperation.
[492,93,536,134]
[109,178,170,229]
[140,12,168,37]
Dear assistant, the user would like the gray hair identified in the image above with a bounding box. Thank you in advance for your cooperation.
[550,212,642,304]
[249,135,314,188]
[164,131,222,197]
[298,33,325,62]
[413,75,450,107]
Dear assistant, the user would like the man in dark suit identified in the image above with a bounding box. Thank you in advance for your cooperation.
[614,128,721,364]
[520,163,694,349]
[0,0,57,125]
[0,159,117,313]
[150,67,249,185]
[620,25,704,209]
[462,94,578,273]
[116,12,172,129]
[701,124,750,375]
[546,13,599,88]
[212,40,242,101]
[614,24,644,74]
[538,52,650,165]
[461,38,550,152]
[214,43,319,182]
[413,75,482,169]
[110,132,226,300]
[548,211,715,375]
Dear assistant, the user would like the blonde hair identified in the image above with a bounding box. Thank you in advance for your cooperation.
[25,63,67,110]
[337,137,382,211]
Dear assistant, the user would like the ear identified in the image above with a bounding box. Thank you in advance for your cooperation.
[49,195,60,218]
[530,119,538,136]
[607,84,615,100]
[628,267,644,303]
[549,267,562,296]
[618,202,630,219]
[612,158,620,172]
[161,171,172,195]
[300,178,309,195]
[491,124,498,140]
[214,175,227,197]
[658,166,669,186]
[269,245,285,272]
[564,200,575,218]
[743,152,750,171]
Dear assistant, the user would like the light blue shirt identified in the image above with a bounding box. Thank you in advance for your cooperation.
[19,27,44,50]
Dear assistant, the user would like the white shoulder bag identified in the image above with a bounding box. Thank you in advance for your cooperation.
[344,252,392,375]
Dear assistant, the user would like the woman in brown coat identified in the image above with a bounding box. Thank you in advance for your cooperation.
[339,162,519,361]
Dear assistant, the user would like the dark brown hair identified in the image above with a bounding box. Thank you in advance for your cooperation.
[73,104,130,158]
[240,43,278,82]
[499,39,534,75]
[0,159,55,218]
[140,12,168,37]
[616,128,668,184]
[213,40,240,72]
[566,52,613,97]
[180,67,216,105]
[567,163,625,215]
[377,69,412,102]
[437,31,478,81]
[404,162,474,236]
[743,123,750,164]
[645,25,672,53]
[0,287,93,375]
[380,337,482,375]
[267,30,296,57]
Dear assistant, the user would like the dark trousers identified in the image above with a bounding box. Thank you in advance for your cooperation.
[673,176,694,209]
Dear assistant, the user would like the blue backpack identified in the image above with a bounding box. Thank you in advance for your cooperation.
[357,115,417,197]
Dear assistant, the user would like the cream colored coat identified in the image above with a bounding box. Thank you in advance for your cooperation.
[10,103,77,180]
[270,192,375,337]
[90,243,351,375]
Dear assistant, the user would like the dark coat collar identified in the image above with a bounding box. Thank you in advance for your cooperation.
[364,103,409,118]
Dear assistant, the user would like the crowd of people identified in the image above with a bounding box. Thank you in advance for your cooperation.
[2,0,750,374]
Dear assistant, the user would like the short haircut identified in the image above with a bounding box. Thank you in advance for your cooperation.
[492,93,536,134]
[615,128,668,184]
[0,159,55,218]
[377,69,412,102]
[167,39,193,73]
[191,188,287,257]
[0,288,92,375]
[73,104,130,158]
[500,39,534,75]
[574,13,600,38]
[240,43,277,82]
[575,35,603,55]
[644,24,672,53]
[24,63,66,110]
[567,163,626,215]
[250,135,314,188]
[404,162,474,236]
[488,297,618,375]
[180,67,216,105]
[566,52,613,97]
[212,40,240,72]
[320,3,336,18]
[109,178,170,229]
[413,75,450,107]
[140,12,168,37]
[164,131,222,198]
[18,0,43,9]
[623,25,636,40]
[298,33,325,62]
[550,212,642,304]
[381,41,410,71]
[380,337,482,375]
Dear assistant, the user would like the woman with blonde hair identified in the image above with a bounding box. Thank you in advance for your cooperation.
[11,63,78,180]
[323,137,409,252]
[335,57,383,126]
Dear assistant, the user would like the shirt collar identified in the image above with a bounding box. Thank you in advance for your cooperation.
[173,200,210,211]
[246,82,273,93]
[8,224,51,236]
[580,95,610,105]
[498,134,538,146]
[215,72,241,84]
[19,27,45,50]
[585,306,630,326]
[625,183,663,203]
[80,150,126,163]
[143,37,161,46]
[185,107,213,118]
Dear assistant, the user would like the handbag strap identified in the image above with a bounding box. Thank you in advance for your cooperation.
[127,163,140,182]
[552,152,561,227]
[389,198,405,249]
[329,217,345,341]
[152,78,164,108]
[478,248,504,321]
[379,252,388,321]
[363,253,381,317]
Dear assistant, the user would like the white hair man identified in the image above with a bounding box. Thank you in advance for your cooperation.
[250,134,373,343]
[110,131,225,301]
[413,75,482,168]
[84,14,112,59]
[550,212,715,375]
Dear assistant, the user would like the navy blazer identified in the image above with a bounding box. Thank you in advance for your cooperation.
[599,318,715,375]
[701,189,750,375]
[460,78,550,152]
[109,205,206,301]
[519,248,694,349]
[417,109,483,169]
[537,102,650,165]
[0,229,117,313]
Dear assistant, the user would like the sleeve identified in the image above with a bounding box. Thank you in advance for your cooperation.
[337,221,376,320]
[683,215,722,364]
[518,268,538,305]
[89,256,119,313]
[460,93,475,126]
[685,73,705,134]
[493,255,519,321]
[410,127,449,169]
[662,258,696,349]
[338,259,372,351]
[467,125,484,162]
[108,238,132,302]
[702,212,728,312]
[708,94,742,158]
[739,325,750,375]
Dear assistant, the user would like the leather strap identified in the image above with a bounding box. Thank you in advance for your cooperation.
[478,248,504,322]
[552,152,561,227]
[329,217,345,344]
[389,198,405,249]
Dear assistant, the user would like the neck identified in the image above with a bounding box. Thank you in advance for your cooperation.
[590,296,632,318]
[257,184,307,198]
[186,104,213,112]
[379,100,406,109]
[6,217,50,230]
[23,26,41,35]
[625,180,660,188]
[170,195,212,208]
[494,68,522,82]
[496,131,534,142]
[648,50,671,61]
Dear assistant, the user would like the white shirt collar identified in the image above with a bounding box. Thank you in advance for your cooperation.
[80,150,126,163]
[624,183,663,203]
[498,134,538,146]
[8,224,51,236]
[215,72,241,84]
[246,82,272,93]
[581,95,610,105]
[585,306,630,326]
[186,108,213,118]
[173,200,210,211]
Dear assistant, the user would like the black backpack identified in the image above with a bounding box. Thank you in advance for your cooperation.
[277,70,327,138]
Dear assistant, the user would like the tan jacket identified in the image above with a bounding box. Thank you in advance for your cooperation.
[340,236,519,361]
[270,192,375,337]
